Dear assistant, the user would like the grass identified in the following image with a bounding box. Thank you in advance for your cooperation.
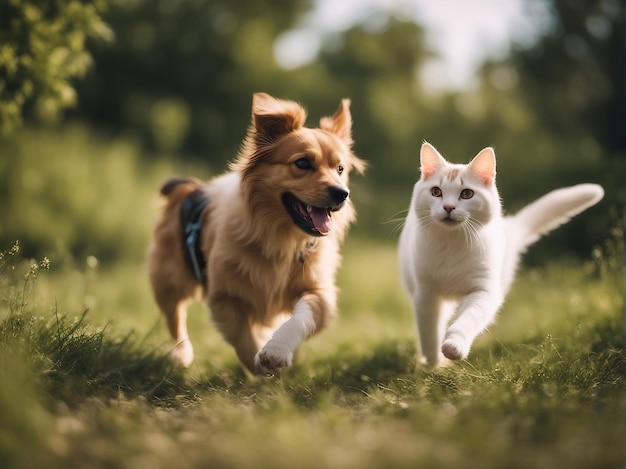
[0,236,624,469]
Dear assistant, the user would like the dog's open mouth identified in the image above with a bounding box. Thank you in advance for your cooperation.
[282,193,340,236]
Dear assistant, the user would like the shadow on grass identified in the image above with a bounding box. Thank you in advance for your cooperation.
[2,306,623,411]
[1,305,425,408]
[0,310,195,407]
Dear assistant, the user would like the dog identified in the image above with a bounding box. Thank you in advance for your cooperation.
[148,92,366,374]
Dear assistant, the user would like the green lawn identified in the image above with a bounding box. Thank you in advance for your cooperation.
[1,237,624,469]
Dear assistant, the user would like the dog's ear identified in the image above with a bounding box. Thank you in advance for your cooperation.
[320,99,353,148]
[321,99,366,174]
[252,93,307,143]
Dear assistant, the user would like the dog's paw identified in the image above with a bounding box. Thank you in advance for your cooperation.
[170,339,194,368]
[254,341,293,375]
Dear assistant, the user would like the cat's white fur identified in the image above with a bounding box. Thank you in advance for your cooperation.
[399,142,604,367]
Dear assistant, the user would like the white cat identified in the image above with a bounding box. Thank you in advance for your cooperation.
[398,142,604,367]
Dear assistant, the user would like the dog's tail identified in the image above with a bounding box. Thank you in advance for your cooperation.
[156,176,210,284]
[160,176,203,197]
[159,177,203,210]
[157,177,205,231]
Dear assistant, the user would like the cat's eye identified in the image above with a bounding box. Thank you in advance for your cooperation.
[294,158,312,170]
[431,187,442,197]
[460,189,474,199]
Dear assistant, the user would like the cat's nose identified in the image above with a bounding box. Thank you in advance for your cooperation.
[444,205,455,213]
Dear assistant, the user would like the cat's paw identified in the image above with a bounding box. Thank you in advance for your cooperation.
[418,354,450,369]
[170,339,194,368]
[254,341,293,375]
[441,335,470,361]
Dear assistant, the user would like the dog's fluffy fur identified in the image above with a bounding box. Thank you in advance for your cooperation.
[148,93,365,374]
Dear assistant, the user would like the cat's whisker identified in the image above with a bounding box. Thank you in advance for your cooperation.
[415,209,433,226]
[382,209,409,223]
[417,215,435,229]
[459,220,473,247]
[382,209,417,238]
[390,219,406,238]
[464,219,485,253]
[460,222,473,249]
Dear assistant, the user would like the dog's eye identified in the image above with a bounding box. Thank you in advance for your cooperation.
[460,189,474,199]
[294,158,312,170]
[431,187,442,197]
[338,165,344,175]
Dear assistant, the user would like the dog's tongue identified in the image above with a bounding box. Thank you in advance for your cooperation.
[309,207,332,235]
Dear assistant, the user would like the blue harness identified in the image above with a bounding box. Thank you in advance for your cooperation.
[180,188,211,284]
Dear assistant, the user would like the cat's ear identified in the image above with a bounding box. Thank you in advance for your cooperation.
[468,147,496,186]
[420,142,446,180]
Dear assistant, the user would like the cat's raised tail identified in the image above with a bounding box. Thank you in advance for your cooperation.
[507,183,604,252]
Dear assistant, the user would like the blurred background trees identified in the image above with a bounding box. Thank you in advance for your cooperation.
[1,0,622,265]
[0,0,111,133]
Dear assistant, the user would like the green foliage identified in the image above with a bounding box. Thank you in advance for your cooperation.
[71,0,311,158]
[2,0,616,262]
[472,0,624,262]
[0,118,613,265]
[0,126,210,263]
[0,0,112,133]
[505,0,623,157]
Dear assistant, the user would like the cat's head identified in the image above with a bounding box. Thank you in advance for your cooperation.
[413,142,500,230]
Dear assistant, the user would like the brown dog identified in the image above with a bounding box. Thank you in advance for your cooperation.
[148,93,365,374]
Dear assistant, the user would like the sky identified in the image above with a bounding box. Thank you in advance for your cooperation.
[273,0,553,91]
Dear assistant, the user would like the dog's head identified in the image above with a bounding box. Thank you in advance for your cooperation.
[232,93,366,238]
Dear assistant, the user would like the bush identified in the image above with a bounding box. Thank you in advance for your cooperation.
[0,126,208,264]
[0,0,111,133]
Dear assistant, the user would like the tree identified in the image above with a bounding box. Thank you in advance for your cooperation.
[0,0,111,134]
[511,0,623,159]
[70,0,312,162]
[475,0,623,261]
[3,0,617,261]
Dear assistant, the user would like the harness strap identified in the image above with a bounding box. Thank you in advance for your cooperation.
[180,188,211,284]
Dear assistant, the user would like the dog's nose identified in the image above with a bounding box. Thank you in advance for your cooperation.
[328,186,349,205]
